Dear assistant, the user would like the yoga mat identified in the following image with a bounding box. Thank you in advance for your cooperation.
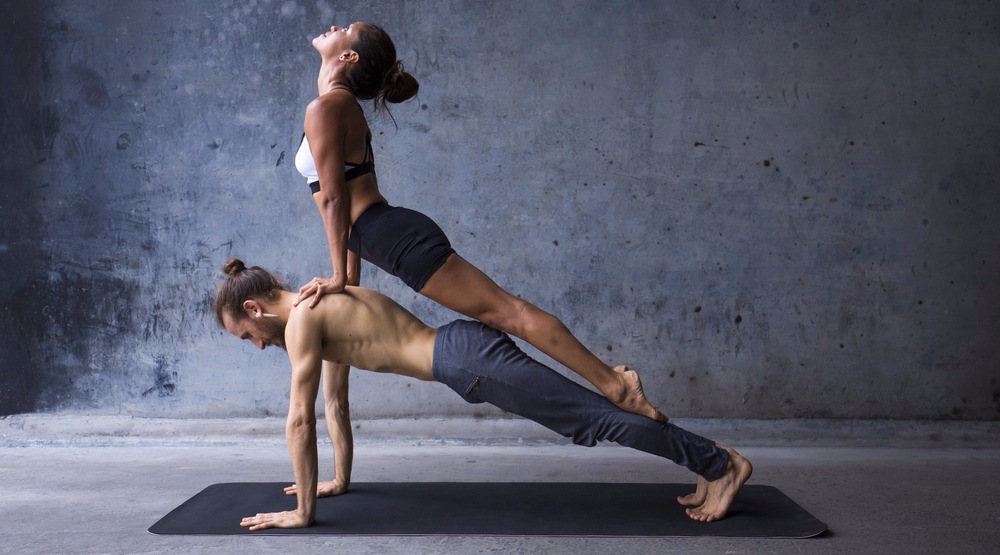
[149,482,826,538]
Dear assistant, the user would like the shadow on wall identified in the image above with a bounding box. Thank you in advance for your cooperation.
[0,2,50,415]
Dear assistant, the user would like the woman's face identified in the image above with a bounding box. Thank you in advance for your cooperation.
[312,22,362,59]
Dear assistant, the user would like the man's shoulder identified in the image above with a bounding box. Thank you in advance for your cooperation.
[286,302,325,343]
[287,291,362,334]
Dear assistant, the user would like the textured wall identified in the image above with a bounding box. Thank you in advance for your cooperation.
[2,0,998,419]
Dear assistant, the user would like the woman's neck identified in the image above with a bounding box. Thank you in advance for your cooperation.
[317,61,351,96]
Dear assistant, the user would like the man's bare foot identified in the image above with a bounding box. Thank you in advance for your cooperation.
[686,446,753,522]
[677,475,708,507]
[611,365,668,422]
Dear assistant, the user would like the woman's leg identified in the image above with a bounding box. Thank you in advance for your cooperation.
[420,254,667,422]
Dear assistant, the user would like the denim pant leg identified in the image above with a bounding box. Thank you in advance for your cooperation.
[432,320,730,480]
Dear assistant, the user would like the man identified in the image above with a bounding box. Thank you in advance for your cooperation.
[213,259,752,530]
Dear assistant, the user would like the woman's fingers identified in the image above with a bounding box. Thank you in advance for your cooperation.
[293,279,321,306]
[295,278,346,308]
[308,282,333,307]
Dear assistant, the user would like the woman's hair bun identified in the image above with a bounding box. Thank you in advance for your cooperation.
[383,60,419,104]
[223,258,247,276]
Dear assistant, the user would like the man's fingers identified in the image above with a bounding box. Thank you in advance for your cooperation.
[240,510,308,531]
[242,513,273,530]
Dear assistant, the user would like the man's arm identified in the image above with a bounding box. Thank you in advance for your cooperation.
[241,316,322,531]
[285,361,353,498]
[325,361,354,493]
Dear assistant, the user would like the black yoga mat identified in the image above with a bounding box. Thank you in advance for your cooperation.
[149,482,826,538]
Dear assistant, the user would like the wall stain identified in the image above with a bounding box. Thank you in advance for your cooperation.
[69,66,111,110]
[32,271,141,410]
[141,357,177,398]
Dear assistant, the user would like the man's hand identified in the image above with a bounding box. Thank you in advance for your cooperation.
[285,478,348,498]
[294,276,346,308]
[240,509,312,531]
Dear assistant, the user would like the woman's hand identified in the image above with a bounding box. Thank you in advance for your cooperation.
[240,509,312,531]
[284,477,349,498]
[294,276,346,308]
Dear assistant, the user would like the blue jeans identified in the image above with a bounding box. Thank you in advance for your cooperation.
[431,320,730,480]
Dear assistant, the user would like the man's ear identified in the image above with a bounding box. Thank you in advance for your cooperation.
[242,300,261,319]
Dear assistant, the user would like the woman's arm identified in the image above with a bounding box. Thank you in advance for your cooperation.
[347,248,361,287]
[295,94,353,308]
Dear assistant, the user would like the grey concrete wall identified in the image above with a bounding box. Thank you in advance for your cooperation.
[2,0,998,419]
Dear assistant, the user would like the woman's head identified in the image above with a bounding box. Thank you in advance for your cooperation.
[316,22,419,112]
[213,258,286,327]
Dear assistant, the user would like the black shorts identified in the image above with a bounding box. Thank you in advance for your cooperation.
[348,203,455,292]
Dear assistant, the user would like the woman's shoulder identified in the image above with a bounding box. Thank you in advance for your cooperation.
[305,91,362,131]
[307,89,357,114]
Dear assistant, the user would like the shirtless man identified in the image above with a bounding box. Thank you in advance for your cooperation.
[213,259,752,531]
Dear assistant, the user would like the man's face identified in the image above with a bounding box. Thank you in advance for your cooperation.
[222,312,286,351]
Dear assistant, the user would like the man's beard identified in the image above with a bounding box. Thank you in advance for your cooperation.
[257,318,287,350]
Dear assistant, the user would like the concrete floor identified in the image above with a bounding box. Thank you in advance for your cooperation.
[2,416,999,555]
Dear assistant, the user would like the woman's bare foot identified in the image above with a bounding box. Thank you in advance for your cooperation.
[611,365,668,422]
[677,475,708,507]
[685,446,753,522]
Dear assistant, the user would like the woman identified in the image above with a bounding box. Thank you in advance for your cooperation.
[293,22,665,427]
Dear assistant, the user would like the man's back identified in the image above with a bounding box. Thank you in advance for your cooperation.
[287,286,438,380]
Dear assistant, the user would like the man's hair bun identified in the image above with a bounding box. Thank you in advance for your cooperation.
[223,258,247,276]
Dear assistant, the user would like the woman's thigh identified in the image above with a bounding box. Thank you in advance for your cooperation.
[419,254,526,328]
